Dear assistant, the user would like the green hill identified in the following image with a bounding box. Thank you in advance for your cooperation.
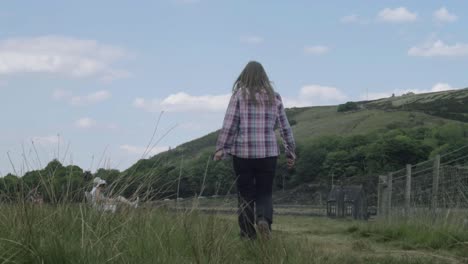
[151,88,468,161]
[366,88,468,122]
[115,88,468,199]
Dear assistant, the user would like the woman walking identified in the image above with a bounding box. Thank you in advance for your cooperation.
[214,61,296,240]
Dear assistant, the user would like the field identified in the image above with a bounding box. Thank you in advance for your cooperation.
[2,88,468,263]
[1,203,467,264]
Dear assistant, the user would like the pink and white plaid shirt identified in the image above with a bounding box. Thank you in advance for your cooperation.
[216,89,296,159]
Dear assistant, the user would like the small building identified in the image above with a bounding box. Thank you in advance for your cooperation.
[327,185,368,220]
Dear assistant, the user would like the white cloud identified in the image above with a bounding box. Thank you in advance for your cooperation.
[240,35,264,45]
[360,83,459,100]
[75,117,96,129]
[430,83,457,92]
[0,36,130,80]
[134,92,231,112]
[408,40,468,57]
[120,144,169,157]
[340,14,359,24]
[300,85,347,100]
[377,7,418,23]
[71,90,111,105]
[31,135,63,146]
[133,83,458,112]
[53,89,111,105]
[73,118,117,130]
[434,7,457,23]
[284,85,347,107]
[304,45,330,55]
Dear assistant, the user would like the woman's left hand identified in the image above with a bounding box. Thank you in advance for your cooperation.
[213,150,223,161]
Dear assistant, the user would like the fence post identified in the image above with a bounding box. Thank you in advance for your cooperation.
[431,155,441,212]
[405,164,412,216]
[387,172,393,217]
[377,175,382,216]
[337,185,345,218]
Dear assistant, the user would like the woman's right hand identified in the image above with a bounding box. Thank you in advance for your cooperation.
[287,158,295,169]
[213,150,223,161]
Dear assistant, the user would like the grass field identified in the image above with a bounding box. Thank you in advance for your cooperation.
[1,203,467,264]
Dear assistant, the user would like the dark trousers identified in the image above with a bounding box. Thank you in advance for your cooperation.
[233,156,277,238]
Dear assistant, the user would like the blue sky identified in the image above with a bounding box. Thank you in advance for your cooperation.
[1,0,467,175]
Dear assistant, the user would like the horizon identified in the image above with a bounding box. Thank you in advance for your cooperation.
[1,0,468,175]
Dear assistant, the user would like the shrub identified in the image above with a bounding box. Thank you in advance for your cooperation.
[337,102,359,112]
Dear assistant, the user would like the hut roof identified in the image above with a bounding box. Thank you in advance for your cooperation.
[327,185,364,202]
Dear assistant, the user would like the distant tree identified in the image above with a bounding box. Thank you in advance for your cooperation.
[83,171,93,181]
[365,133,431,172]
[433,123,465,145]
[337,102,359,112]
[0,174,20,200]
[322,150,350,178]
[294,143,328,184]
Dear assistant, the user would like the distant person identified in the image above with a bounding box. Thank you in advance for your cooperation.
[214,61,296,240]
[90,177,139,210]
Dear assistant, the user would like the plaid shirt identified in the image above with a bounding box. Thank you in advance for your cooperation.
[216,90,296,159]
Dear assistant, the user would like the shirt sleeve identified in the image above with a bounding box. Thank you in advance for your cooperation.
[215,92,240,156]
[275,93,296,159]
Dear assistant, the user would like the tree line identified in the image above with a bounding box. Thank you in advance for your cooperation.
[2,122,468,203]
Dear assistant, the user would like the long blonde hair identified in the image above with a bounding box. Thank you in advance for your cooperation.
[232,61,275,105]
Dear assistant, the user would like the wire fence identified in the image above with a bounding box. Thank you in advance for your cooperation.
[378,146,468,218]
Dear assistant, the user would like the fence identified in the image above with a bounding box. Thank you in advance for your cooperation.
[378,146,468,218]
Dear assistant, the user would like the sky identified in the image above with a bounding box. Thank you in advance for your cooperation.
[1,0,467,176]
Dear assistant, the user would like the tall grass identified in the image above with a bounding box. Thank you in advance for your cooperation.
[1,163,465,263]
[4,201,467,264]
[1,125,466,263]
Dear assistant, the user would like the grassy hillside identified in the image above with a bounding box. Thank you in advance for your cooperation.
[115,88,468,200]
[287,107,456,143]
[152,88,468,161]
[366,87,468,122]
